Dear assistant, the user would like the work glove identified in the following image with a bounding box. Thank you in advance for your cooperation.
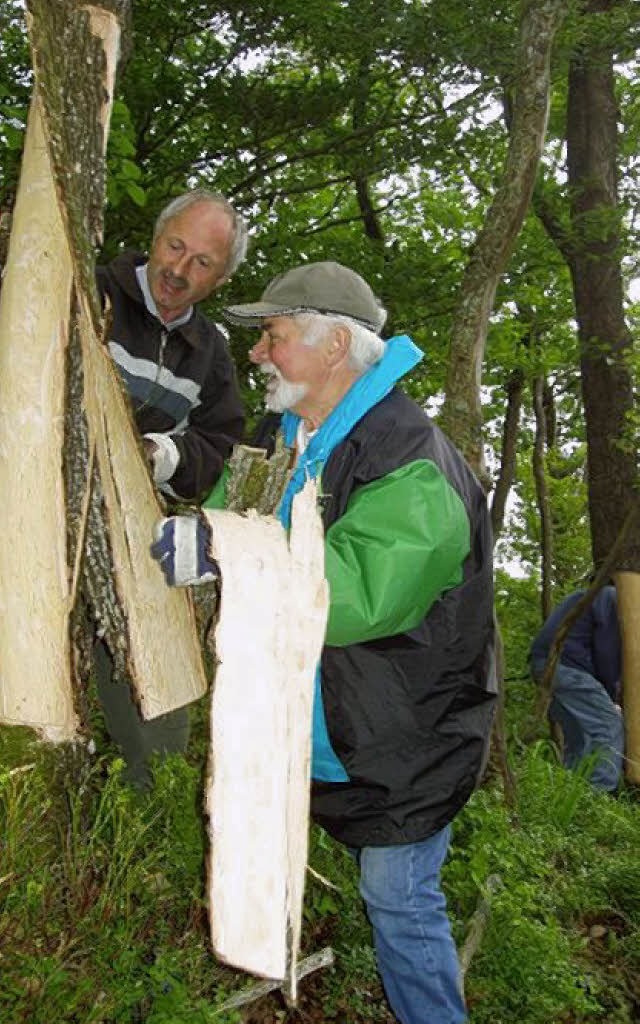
[143,433,179,485]
[150,515,220,587]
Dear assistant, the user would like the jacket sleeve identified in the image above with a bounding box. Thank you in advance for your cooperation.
[592,587,622,696]
[168,345,245,501]
[323,459,470,647]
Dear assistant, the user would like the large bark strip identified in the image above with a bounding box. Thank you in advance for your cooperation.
[205,481,329,992]
[440,0,568,476]
[617,571,640,784]
[0,100,76,741]
[79,301,207,717]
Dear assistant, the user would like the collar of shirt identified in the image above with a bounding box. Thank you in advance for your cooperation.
[135,263,193,329]
[296,419,317,454]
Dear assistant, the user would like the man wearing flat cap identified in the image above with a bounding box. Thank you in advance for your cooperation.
[152,261,497,1024]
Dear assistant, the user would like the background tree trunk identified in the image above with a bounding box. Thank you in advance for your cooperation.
[440,0,568,476]
[490,367,525,542]
[532,375,553,619]
[565,0,639,779]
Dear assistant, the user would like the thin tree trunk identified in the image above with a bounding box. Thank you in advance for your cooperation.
[440,0,569,476]
[532,375,553,619]
[491,367,525,542]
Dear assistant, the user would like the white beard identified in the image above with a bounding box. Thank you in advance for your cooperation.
[261,362,308,413]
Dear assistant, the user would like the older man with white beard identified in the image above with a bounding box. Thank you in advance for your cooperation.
[151,261,497,1024]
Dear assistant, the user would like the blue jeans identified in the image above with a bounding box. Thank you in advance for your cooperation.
[552,664,624,791]
[533,659,624,791]
[354,825,467,1024]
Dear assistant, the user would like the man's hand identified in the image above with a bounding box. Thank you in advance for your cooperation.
[151,515,220,587]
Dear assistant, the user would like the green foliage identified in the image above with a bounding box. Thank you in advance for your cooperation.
[1,1,639,1020]
[3,713,640,1023]
[106,99,147,211]
[447,749,640,1023]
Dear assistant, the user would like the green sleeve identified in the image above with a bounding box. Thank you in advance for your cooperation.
[324,459,470,647]
[201,463,229,509]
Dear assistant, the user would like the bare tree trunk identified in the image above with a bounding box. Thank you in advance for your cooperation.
[565,0,639,778]
[439,0,568,808]
[566,0,637,571]
[490,367,525,542]
[532,375,553,619]
[440,0,569,476]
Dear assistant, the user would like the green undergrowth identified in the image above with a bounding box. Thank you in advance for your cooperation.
[1,710,640,1022]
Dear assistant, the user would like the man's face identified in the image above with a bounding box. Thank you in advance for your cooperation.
[249,317,328,414]
[147,201,234,322]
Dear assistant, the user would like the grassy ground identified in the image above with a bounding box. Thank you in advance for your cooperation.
[1,674,639,1023]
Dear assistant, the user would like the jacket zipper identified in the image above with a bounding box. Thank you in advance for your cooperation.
[137,326,168,415]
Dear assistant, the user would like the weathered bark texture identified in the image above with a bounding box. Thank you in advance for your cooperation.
[225,440,293,516]
[80,307,208,717]
[0,0,206,739]
[565,0,639,777]
[565,0,638,572]
[205,481,329,991]
[440,0,568,476]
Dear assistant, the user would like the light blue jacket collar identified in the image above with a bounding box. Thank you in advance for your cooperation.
[278,334,423,526]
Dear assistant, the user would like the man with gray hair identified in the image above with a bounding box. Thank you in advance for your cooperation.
[94,189,247,787]
[97,188,247,501]
[152,261,497,1023]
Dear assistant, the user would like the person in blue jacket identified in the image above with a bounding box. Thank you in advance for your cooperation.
[151,261,497,1024]
[530,584,623,791]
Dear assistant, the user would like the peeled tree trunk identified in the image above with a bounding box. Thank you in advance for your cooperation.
[0,0,206,740]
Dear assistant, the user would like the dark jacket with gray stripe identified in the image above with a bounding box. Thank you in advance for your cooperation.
[96,250,244,501]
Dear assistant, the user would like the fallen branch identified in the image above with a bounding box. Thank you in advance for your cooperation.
[459,874,503,979]
[306,863,341,892]
[214,946,335,1014]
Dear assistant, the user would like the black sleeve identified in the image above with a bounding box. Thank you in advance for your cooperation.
[169,344,245,501]
[250,412,283,454]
